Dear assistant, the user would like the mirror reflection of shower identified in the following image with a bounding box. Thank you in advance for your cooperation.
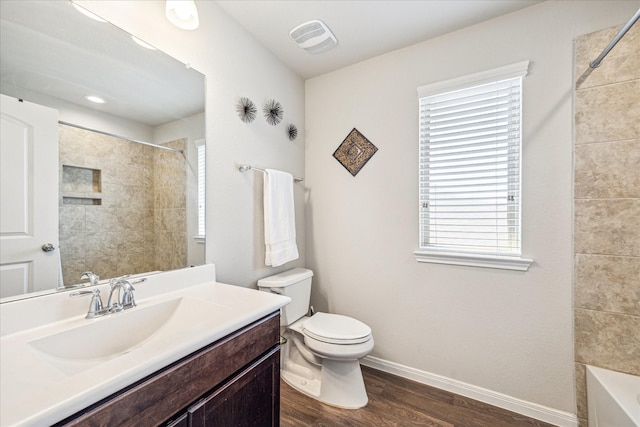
[58,123,190,284]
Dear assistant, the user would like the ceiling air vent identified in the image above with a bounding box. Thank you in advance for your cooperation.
[289,20,337,54]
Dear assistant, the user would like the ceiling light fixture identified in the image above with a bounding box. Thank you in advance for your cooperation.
[85,95,105,104]
[131,36,157,50]
[166,0,199,30]
[71,2,107,23]
[290,20,337,54]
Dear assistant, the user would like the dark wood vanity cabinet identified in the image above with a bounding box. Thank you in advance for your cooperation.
[58,312,281,427]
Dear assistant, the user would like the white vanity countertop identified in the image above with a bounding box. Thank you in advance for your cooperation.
[0,265,290,426]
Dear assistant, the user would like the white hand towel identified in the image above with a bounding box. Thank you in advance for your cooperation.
[264,169,299,267]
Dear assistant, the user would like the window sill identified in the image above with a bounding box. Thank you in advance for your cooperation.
[414,250,533,271]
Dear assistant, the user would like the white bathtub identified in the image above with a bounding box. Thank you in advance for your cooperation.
[586,365,640,427]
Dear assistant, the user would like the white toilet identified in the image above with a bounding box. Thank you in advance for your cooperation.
[258,268,374,409]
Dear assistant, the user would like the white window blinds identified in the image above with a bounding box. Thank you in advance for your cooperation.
[197,142,206,238]
[418,62,528,257]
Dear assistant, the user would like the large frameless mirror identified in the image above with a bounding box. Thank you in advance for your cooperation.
[0,1,206,302]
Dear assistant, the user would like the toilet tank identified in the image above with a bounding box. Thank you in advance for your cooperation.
[258,268,313,326]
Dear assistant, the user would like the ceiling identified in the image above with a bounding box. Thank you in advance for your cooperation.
[0,1,544,125]
[216,0,543,80]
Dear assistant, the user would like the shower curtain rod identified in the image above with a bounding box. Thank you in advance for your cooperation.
[58,121,184,154]
[589,8,640,68]
[238,164,303,182]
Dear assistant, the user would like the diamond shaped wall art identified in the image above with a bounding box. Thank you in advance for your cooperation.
[333,128,378,176]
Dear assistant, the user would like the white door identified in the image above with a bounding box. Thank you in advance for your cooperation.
[0,94,59,298]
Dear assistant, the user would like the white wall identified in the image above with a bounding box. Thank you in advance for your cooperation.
[78,1,307,286]
[304,0,638,417]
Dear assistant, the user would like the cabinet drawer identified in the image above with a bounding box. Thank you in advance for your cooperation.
[58,312,280,427]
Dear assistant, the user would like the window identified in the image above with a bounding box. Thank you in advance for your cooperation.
[415,61,532,271]
[196,140,206,240]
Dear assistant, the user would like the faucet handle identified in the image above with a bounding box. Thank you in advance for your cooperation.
[121,283,136,309]
[70,289,105,318]
[128,277,148,289]
[120,278,145,309]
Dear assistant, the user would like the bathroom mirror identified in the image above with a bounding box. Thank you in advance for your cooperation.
[0,1,206,301]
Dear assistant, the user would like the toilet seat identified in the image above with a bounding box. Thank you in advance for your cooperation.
[303,332,374,360]
[303,312,371,345]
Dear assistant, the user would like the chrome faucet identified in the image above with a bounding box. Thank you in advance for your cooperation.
[107,275,146,312]
[107,278,128,312]
[71,274,146,319]
[80,271,100,286]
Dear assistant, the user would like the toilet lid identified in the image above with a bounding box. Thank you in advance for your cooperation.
[303,312,371,344]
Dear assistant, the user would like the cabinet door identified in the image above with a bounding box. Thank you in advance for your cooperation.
[189,348,280,427]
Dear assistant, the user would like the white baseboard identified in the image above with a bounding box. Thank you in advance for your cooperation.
[361,356,578,427]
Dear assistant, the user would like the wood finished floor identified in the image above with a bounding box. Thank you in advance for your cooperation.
[280,366,557,427]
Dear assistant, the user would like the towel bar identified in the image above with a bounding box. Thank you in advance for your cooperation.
[238,165,303,182]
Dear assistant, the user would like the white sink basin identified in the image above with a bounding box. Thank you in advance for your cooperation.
[28,297,229,375]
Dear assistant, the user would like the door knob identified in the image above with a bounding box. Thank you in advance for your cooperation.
[41,243,56,252]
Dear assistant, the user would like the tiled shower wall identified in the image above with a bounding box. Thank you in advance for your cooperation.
[151,138,188,273]
[59,124,186,284]
[573,24,640,426]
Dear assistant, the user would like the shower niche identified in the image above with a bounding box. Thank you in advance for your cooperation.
[61,165,103,205]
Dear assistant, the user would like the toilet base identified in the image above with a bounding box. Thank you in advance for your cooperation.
[282,358,369,409]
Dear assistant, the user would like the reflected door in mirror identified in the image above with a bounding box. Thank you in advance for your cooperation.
[0,95,60,298]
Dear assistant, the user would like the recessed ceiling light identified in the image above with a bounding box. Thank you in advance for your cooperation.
[85,95,105,104]
[131,36,157,50]
[71,2,107,23]
[165,0,199,30]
